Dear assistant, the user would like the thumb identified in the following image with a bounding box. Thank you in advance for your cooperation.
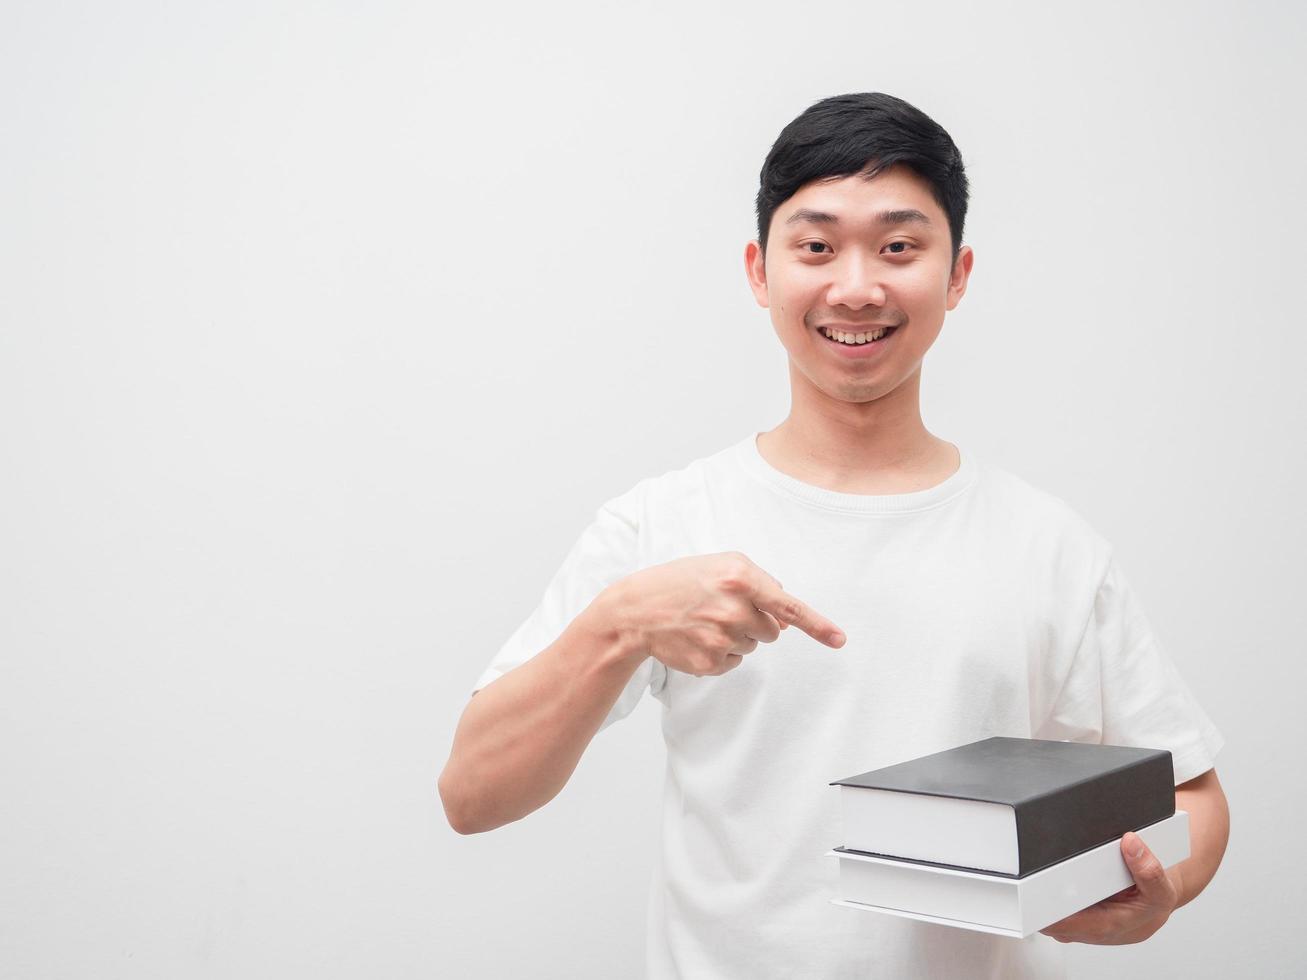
[1122,832,1172,901]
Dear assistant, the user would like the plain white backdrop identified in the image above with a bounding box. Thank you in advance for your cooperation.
[2,1,1304,977]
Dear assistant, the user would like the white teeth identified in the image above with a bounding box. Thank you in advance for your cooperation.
[821,326,887,344]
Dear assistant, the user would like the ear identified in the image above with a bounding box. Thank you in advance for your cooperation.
[744,240,769,308]
[945,245,974,312]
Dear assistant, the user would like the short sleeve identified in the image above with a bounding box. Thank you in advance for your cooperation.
[469,483,666,734]
[1037,556,1225,785]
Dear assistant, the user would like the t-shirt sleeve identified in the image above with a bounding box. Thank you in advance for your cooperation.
[1037,555,1225,785]
[469,483,666,734]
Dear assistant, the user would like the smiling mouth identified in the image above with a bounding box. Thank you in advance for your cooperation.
[817,325,899,345]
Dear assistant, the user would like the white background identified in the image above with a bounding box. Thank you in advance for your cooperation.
[2,1,1303,977]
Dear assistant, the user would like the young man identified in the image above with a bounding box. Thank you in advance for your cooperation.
[439,92,1229,978]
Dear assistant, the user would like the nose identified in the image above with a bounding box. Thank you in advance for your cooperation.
[824,250,888,310]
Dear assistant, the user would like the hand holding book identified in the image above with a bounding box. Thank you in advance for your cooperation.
[828,737,1191,937]
[1038,831,1182,945]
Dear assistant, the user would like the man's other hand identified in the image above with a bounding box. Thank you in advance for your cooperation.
[1038,831,1181,945]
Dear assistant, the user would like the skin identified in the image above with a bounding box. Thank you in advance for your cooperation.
[743,164,1229,944]
[743,163,971,495]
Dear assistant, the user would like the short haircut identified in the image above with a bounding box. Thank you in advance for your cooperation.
[755,92,969,261]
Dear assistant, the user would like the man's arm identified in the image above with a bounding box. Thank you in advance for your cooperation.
[438,580,648,835]
[1168,767,1230,908]
[439,551,840,836]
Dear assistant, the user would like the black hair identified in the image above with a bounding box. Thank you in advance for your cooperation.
[755,92,969,262]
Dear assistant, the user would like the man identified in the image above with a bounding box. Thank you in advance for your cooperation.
[439,92,1229,978]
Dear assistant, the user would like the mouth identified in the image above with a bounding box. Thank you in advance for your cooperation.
[815,324,899,353]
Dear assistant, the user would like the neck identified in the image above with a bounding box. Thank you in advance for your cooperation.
[757,365,958,494]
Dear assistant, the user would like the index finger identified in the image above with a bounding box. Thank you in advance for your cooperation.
[750,579,845,648]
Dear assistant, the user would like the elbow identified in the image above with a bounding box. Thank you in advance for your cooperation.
[439,766,480,836]
[1214,780,1232,862]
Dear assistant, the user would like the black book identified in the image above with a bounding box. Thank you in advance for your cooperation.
[829,736,1175,877]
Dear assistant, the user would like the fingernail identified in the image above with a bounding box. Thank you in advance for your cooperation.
[1128,834,1145,858]
[831,631,846,647]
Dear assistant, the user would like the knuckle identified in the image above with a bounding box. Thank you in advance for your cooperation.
[698,604,730,627]
[717,555,754,593]
[709,633,735,656]
[777,597,803,623]
[1138,860,1164,881]
[717,572,749,595]
[692,625,721,649]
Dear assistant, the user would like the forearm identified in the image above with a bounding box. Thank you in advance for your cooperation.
[439,582,649,834]
[1169,770,1230,908]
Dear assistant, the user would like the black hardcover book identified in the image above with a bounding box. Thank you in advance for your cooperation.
[829,737,1175,878]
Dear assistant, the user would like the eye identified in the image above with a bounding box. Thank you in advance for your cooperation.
[801,241,831,254]
[884,241,914,255]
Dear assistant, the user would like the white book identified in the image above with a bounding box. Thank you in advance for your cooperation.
[827,810,1189,938]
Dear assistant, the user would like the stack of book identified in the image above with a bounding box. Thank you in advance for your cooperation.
[826,737,1190,938]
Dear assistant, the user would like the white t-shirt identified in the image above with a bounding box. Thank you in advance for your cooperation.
[470,433,1224,980]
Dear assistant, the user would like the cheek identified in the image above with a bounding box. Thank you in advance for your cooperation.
[776,280,825,319]
[899,265,946,302]
[912,263,957,304]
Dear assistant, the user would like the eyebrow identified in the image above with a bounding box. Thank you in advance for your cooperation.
[784,207,932,229]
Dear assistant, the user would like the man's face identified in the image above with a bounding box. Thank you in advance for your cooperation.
[745,164,973,406]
